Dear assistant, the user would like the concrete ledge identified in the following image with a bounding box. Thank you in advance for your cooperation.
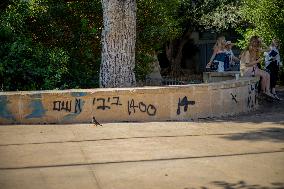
[203,71,240,83]
[0,77,259,124]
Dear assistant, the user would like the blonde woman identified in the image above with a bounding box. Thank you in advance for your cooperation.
[240,36,274,98]
[206,36,228,72]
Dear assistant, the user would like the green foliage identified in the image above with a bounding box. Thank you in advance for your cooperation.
[135,0,183,79]
[199,0,242,31]
[236,0,284,84]
[178,0,242,32]
[237,0,284,51]
[135,53,156,81]
[0,37,69,91]
[137,0,182,52]
[0,0,102,91]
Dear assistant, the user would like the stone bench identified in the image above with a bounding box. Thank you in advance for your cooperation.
[203,71,240,83]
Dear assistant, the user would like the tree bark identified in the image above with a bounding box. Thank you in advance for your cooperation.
[100,0,136,88]
[165,30,192,77]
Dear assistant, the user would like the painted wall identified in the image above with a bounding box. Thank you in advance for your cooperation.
[0,77,259,124]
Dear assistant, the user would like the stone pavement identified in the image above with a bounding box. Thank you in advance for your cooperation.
[0,90,283,189]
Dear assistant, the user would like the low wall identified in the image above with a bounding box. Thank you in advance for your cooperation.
[0,77,259,124]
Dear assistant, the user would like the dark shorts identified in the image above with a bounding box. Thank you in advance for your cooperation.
[266,60,279,88]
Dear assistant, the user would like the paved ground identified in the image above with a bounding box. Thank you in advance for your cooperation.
[0,89,283,189]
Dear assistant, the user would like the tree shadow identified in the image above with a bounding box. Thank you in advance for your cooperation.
[211,180,284,189]
[185,181,284,189]
[221,127,284,143]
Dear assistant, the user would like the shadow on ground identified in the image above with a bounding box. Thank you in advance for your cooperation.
[186,181,284,189]
[221,127,284,143]
[211,180,284,189]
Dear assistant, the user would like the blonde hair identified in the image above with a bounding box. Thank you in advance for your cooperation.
[213,36,226,52]
[248,36,262,60]
[241,36,262,61]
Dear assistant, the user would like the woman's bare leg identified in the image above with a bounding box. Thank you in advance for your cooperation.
[256,69,272,95]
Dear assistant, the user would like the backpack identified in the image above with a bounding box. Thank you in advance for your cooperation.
[211,52,230,71]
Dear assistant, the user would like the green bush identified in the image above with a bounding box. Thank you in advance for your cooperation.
[0,37,69,91]
[0,0,102,91]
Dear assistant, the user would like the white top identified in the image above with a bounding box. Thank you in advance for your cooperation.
[225,49,234,64]
[264,46,282,68]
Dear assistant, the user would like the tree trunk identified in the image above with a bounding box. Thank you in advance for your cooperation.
[165,30,192,77]
[100,0,137,88]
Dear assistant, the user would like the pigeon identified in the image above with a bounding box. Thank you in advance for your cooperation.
[92,116,102,126]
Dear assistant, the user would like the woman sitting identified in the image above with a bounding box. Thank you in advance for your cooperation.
[240,36,275,98]
[206,36,229,72]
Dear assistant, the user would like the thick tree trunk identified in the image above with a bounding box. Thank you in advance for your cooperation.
[100,0,137,88]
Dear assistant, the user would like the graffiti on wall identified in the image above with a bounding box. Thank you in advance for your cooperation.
[50,95,197,119]
[53,98,83,113]
[51,96,158,117]
[93,97,122,110]
[92,96,157,116]
[0,93,198,122]
[50,95,197,118]
[176,96,195,115]
[128,99,157,116]
[25,96,47,119]
[0,96,15,121]
[247,84,257,109]
[230,93,238,104]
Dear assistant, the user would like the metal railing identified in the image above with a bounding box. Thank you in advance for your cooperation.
[141,76,202,86]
